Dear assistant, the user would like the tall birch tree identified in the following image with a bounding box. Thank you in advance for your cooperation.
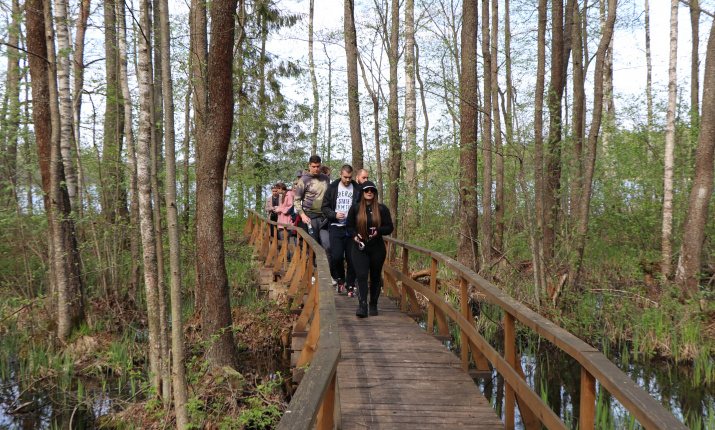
[136,0,164,395]
[662,0,678,277]
[158,0,189,420]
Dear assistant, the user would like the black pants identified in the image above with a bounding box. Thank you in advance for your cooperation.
[269,214,278,237]
[352,240,386,304]
[300,217,335,278]
[329,225,355,286]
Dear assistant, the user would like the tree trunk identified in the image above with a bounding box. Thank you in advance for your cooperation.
[662,0,678,277]
[458,0,479,272]
[190,0,207,311]
[196,0,240,369]
[158,0,188,420]
[675,19,715,297]
[357,50,382,200]
[102,0,127,223]
[324,47,334,166]
[149,33,171,402]
[568,0,617,287]
[47,0,71,341]
[544,0,565,259]
[72,0,91,219]
[481,0,493,267]
[645,0,653,159]
[570,1,585,217]
[533,0,548,295]
[115,0,141,305]
[387,0,401,239]
[690,0,700,144]
[491,0,504,256]
[2,0,21,203]
[55,0,79,215]
[27,0,55,310]
[404,0,417,238]
[137,0,163,395]
[45,0,85,341]
[416,42,429,171]
[309,0,319,156]
[345,0,364,169]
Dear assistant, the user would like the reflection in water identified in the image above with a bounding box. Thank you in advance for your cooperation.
[475,344,714,429]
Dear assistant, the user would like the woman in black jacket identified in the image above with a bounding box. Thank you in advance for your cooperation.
[346,181,394,317]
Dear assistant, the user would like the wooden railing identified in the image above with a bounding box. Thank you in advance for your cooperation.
[243,209,340,430]
[382,236,687,430]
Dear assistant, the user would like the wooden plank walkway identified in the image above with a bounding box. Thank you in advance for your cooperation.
[334,292,504,429]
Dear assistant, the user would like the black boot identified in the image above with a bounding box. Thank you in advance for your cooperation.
[356,301,368,318]
[369,303,378,316]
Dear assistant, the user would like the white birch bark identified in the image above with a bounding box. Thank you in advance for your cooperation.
[136,0,163,396]
[662,0,678,277]
[45,0,71,341]
[159,0,189,421]
[54,0,78,211]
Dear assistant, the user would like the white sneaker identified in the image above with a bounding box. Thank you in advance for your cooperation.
[331,278,338,288]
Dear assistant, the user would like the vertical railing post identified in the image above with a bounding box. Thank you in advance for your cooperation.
[427,258,437,334]
[504,312,516,429]
[459,277,470,371]
[401,247,409,312]
[316,371,336,430]
[580,367,596,430]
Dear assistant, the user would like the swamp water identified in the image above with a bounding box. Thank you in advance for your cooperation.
[419,319,714,429]
[475,347,714,429]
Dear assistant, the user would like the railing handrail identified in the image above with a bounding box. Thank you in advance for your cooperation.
[383,235,686,430]
[244,209,340,430]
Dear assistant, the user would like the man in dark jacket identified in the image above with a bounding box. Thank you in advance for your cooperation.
[323,164,359,295]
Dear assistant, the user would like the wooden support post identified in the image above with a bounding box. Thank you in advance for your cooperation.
[431,258,450,338]
[504,312,516,430]
[580,367,596,430]
[260,225,271,260]
[459,277,470,372]
[243,213,253,237]
[294,276,318,332]
[402,247,409,311]
[284,244,301,284]
[295,306,320,369]
[266,226,279,266]
[287,245,305,296]
[253,222,264,253]
[290,250,314,311]
[427,259,436,335]
[316,371,336,430]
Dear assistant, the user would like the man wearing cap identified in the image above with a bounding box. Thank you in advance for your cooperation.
[323,164,359,295]
[294,155,331,249]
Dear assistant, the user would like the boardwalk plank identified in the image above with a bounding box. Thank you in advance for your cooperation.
[334,292,503,429]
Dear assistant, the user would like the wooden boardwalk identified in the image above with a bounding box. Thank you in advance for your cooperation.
[333,292,504,429]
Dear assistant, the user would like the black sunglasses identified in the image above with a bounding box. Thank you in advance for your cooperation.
[363,189,376,193]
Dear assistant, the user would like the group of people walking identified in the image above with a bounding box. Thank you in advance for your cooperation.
[265,155,393,318]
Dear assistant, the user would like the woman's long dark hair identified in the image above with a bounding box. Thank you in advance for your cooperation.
[357,194,381,238]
